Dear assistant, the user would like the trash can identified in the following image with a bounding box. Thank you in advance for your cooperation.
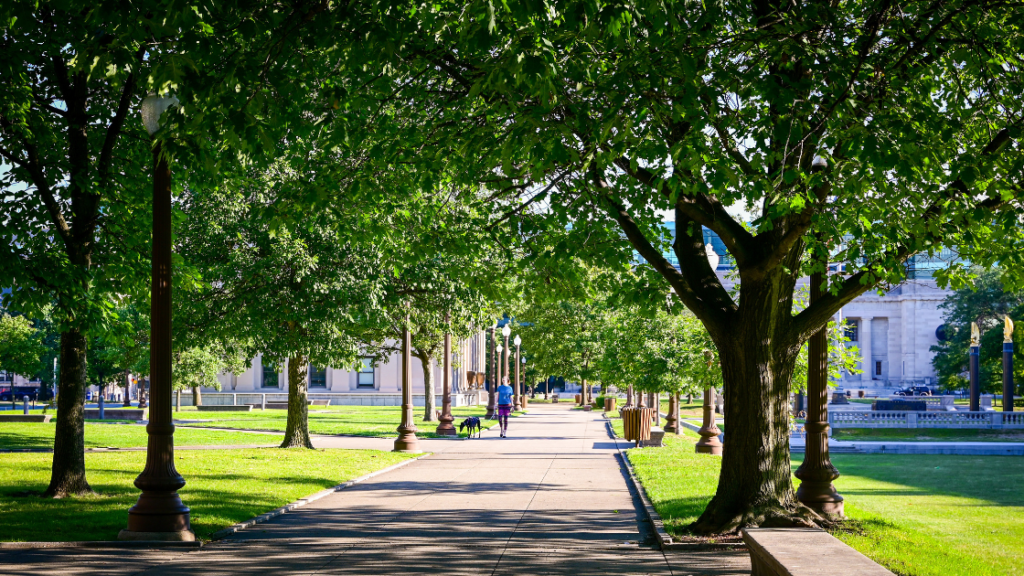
[605,397,617,412]
[622,406,653,446]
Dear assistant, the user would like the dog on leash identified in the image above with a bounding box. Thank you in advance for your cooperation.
[458,416,482,438]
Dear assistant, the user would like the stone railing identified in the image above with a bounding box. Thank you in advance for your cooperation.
[831,410,1024,429]
[175,392,480,408]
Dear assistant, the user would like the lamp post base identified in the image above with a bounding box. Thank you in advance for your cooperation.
[695,436,723,455]
[117,529,196,542]
[797,483,845,517]
[435,416,457,436]
[394,427,421,453]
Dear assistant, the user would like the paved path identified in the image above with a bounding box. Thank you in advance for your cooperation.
[2,404,750,576]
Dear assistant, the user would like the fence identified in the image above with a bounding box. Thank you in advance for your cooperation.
[830,410,1024,429]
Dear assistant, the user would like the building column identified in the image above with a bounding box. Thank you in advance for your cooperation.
[860,316,874,384]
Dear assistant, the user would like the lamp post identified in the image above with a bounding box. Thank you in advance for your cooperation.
[1005,317,1015,412]
[513,335,522,410]
[970,322,981,412]
[394,322,421,452]
[521,356,528,408]
[120,95,193,541]
[795,267,844,516]
[486,324,497,419]
[695,350,723,455]
[436,318,457,436]
[502,324,511,390]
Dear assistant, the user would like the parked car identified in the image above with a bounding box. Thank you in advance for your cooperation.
[895,386,934,396]
[0,386,41,402]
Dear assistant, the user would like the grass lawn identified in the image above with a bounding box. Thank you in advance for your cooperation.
[834,428,1024,443]
[171,404,492,438]
[0,448,417,542]
[0,422,279,451]
[615,420,1024,576]
[659,400,704,418]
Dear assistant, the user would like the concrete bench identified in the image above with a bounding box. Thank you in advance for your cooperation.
[197,405,252,412]
[642,426,665,447]
[742,528,894,575]
[310,399,331,406]
[84,408,147,420]
[0,414,52,423]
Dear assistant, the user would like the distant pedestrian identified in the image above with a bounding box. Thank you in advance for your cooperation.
[497,377,514,438]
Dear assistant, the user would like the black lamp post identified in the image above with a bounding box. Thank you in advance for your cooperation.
[120,94,193,541]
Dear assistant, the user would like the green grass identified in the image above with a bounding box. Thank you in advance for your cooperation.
[0,422,279,451]
[0,448,417,542]
[172,404,496,438]
[834,428,1024,443]
[613,418,1024,575]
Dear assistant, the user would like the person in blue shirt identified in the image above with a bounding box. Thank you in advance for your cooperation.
[496,377,514,438]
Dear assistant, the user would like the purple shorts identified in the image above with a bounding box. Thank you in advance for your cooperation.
[498,404,513,417]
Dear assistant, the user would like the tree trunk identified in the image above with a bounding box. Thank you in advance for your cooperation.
[281,355,313,448]
[417,351,437,422]
[123,369,132,406]
[191,386,202,407]
[45,328,93,497]
[175,389,181,412]
[690,279,818,535]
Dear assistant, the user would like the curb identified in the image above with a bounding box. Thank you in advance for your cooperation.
[0,540,201,550]
[208,453,432,540]
[605,414,746,552]
[603,417,672,550]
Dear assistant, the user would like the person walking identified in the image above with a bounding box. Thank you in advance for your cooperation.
[496,377,514,438]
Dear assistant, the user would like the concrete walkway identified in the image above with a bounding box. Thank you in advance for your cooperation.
[1,404,750,575]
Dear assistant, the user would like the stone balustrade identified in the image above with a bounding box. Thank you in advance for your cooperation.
[830,410,1024,429]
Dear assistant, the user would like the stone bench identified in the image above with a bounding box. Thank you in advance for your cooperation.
[84,408,147,420]
[642,426,665,447]
[197,405,253,412]
[0,414,52,423]
[310,399,331,406]
[742,528,894,575]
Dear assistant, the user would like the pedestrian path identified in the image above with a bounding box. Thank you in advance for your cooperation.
[1,404,751,576]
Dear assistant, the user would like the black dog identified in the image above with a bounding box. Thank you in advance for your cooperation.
[458,416,482,438]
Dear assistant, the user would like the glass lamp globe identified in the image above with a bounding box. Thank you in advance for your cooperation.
[140,94,179,136]
[513,335,521,346]
[501,324,511,337]
[496,344,503,353]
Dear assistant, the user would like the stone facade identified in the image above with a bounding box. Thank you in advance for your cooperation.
[211,330,492,396]
[835,280,950,391]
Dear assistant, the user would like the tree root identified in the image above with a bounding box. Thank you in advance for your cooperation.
[279,434,314,449]
[689,499,822,535]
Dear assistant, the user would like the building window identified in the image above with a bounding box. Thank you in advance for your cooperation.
[261,362,279,388]
[0,371,10,383]
[875,361,882,376]
[309,365,327,388]
[845,320,859,342]
[357,358,375,388]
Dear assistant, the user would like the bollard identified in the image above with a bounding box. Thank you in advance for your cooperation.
[99,395,105,420]
[261,393,267,410]
[23,396,29,415]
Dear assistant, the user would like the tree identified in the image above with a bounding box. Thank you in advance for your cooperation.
[175,163,390,449]
[0,314,47,378]
[931,270,1024,397]
[365,0,1024,532]
[520,299,610,404]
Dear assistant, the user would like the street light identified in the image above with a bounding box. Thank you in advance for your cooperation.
[502,324,511,338]
[513,335,522,410]
[120,94,193,541]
